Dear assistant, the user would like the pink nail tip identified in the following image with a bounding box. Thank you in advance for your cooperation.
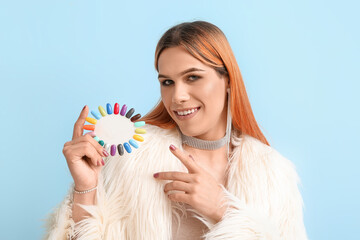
[103,150,109,157]
[86,132,96,137]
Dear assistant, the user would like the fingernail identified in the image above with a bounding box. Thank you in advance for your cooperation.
[130,114,141,122]
[103,150,109,157]
[153,173,159,178]
[189,154,194,160]
[86,132,96,137]
[101,159,105,166]
[169,144,176,151]
[83,105,87,110]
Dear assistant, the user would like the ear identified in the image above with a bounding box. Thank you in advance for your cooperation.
[225,75,230,88]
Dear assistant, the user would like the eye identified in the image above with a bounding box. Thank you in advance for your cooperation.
[188,75,200,81]
[161,79,174,86]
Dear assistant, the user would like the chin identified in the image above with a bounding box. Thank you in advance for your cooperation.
[176,124,203,137]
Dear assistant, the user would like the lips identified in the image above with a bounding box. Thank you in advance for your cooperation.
[172,107,201,120]
[173,107,200,116]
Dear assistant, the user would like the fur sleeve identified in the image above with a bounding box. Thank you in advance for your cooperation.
[41,182,77,240]
[42,175,107,240]
[194,184,282,240]
[193,142,308,239]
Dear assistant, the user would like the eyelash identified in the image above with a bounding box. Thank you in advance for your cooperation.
[161,75,200,86]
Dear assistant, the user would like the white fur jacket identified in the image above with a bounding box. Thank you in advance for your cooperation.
[42,124,308,240]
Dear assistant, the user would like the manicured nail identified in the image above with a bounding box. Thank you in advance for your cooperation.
[130,114,141,122]
[83,105,87,110]
[103,150,109,157]
[85,132,96,137]
[169,144,176,151]
[153,173,159,178]
[101,159,105,166]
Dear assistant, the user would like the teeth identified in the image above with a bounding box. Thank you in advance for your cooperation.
[176,108,198,116]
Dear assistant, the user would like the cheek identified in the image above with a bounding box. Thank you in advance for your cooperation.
[200,83,225,111]
[161,88,172,110]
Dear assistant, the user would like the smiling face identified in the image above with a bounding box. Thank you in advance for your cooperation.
[158,46,229,140]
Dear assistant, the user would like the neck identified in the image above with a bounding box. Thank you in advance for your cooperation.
[182,142,228,164]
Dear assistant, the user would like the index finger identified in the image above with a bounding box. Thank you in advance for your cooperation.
[72,105,89,140]
[169,144,199,173]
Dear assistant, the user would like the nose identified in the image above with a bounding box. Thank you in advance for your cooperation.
[172,83,190,104]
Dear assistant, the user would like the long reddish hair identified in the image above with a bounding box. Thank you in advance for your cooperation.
[139,21,269,146]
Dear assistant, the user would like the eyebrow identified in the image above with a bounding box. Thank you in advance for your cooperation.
[158,67,205,79]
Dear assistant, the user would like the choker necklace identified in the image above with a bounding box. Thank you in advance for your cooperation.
[180,130,229,150]
[178,88,232,154]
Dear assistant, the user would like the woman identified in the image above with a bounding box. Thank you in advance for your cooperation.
[43,21,308,240]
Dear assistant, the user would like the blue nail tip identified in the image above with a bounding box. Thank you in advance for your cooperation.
[129,139,139,148]
[91,111,101,120]
[124,142,132,153]
[134,121,145,128]
[106,103,113,114]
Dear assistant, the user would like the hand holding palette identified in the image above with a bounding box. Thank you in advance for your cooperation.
[83,103,146,157]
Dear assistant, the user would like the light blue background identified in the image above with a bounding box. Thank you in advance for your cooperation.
[1,0,359,239]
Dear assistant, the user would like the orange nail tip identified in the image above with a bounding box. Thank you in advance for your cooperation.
[83,125,95,130]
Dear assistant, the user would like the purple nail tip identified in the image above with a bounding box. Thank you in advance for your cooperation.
[120,104,127,116]
[111,144,116,156]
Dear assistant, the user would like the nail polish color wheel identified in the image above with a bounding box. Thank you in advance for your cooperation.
[83,103,146,158]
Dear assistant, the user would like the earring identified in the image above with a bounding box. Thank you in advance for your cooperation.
[226,88,232,160]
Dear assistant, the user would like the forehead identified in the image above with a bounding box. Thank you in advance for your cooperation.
[158,46,210,74]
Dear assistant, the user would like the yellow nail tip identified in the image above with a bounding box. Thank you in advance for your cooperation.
[86,117,97,124]
[135,128,146,134]
[98,105,107,116]
[133,134,144,142]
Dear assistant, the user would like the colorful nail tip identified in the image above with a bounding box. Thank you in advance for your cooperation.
[130,114,141,122]
[91,111,101,120]
[104,143,110,153]
[129,139,139,148]
[133,134,144,142]
[86,117,97,124]
[114,103,119,114]
[134,121,145,128]
[94,136,100,141]
[98,140,105,146]
[86,131,96,137]
[106,103,113,114]
[124,142,132,153]
[120,104,127,116]
[117,144,124,156]
[83,125,95,130]
[110,144,116,156]
[126,108,135,118]
[135,128,146,134]
[98,106,107,116]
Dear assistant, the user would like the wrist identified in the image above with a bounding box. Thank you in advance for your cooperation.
[74,185,97,194]
[74,181,97,192]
